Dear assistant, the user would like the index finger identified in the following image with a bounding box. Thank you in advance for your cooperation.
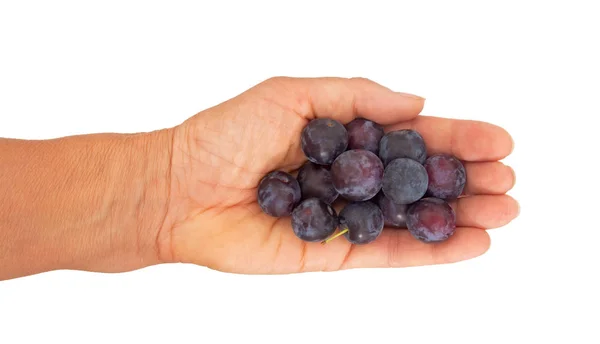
[386,116,514,162]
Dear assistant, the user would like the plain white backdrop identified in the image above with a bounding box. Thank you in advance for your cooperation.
[1,1,598,343]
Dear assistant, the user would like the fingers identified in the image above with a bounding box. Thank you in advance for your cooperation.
[386,116,514,162]
[451,195,520,229]
[263,76,425,124]
[339,227,490,269]
[319,194,517,270]
[275,194,517,272]
[335,195,517,269]
[463,161,516,195]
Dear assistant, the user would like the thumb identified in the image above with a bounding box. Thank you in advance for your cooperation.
[260,76,425,125]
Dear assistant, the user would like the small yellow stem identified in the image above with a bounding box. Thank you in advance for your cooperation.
[321,228,349,244]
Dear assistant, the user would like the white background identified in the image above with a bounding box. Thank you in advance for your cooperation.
[1,1,598,343]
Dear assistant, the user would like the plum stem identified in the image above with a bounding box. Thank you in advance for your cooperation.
[321,228,349,244]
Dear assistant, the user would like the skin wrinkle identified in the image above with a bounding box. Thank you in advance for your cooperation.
[157,131,174,263]
[338,242,355,271]
[386,232,403,267]
[349,88,359,121]
[298,240,307,272]
[192,136,260,176]
[302,84,317,120]
[177,142,259,190]
[270,224,284,274]
[259,78,307,117]
[449,120,458,158]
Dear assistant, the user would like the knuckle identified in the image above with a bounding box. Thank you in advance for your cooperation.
[349,76,373,84]
[263,76,288,86]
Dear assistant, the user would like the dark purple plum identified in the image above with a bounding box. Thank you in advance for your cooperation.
[345,118,384,154]
[339,201,384,244]
[376,192,408,228]
[407,197,456,243]
[379,129,427,165]
[382,158,428,204]
[331,149,384,201]
[297,162,338,204]
[291,198,339,242]
[257,171,301,217]
[301,118,348,165]
[424,154,467,200]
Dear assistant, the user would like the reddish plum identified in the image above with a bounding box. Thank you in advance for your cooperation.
[424,154,466,200]
[331,150,384,201]
[407,197,456,243]
[346,118,384,154]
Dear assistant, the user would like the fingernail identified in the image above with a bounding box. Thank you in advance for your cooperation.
[509,136,515,155]
[509,166,516,189]
[395,92,425,100]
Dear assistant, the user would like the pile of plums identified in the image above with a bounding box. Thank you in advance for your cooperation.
[257,118,466,245]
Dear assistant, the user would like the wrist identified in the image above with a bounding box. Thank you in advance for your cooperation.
[0,129,174,280]
[81,128,175,272]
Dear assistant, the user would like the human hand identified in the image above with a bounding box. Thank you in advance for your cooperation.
[156,77,518,274]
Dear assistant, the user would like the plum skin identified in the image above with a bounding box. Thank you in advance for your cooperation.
[345,118,384,154]
[339,201,384,245]
[297,162,338,204]
[330,149,384,201]
[406,197,456,243]
[424,154,467,200]
[257,171,302,217]
[379,129,427,166]
[291,198,339,242]
[382,158,428,205]
[376,191,408,228]
[301,118,348,165]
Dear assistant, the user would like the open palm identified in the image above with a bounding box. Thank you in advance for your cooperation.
[160,77,518,274]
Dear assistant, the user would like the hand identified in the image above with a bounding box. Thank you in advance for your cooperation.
[156,77,519,274]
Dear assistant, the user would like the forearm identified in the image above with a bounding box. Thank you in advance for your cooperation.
[0,129,173,280]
